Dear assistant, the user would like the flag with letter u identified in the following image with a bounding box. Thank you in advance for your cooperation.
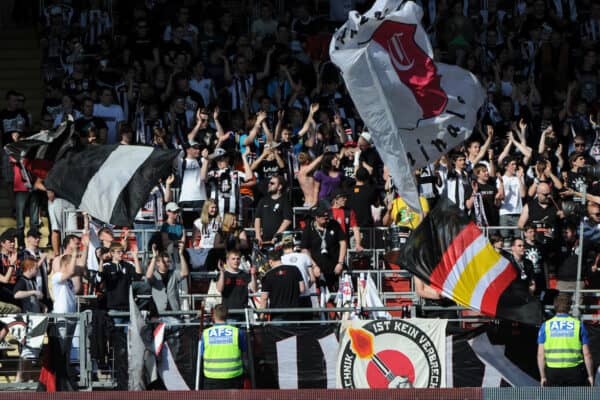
[389,198,541,325]
[329,0,485,212]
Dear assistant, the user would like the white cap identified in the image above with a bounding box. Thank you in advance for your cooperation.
[360,131,372,144]
[165,202,180,212]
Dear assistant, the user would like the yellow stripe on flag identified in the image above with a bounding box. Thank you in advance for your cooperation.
[451,243,502,309]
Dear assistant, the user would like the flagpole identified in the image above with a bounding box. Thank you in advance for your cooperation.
[573,186,586,317]
[244,307,256,388]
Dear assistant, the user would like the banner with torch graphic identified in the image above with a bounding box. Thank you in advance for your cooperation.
[337,319,446,388]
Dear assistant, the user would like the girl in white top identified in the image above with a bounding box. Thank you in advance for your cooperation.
[193,199,221,249]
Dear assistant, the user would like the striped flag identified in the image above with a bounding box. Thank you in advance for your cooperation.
[44,145,178,226]
[389,197,541,325]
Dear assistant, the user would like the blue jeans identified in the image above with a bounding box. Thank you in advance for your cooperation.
[15,190,40,246]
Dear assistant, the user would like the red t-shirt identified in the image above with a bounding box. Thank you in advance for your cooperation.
[331,207,358,234]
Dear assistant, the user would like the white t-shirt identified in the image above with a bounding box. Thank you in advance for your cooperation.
[51,272,76,313]
[179,158,207,202]
[498,175,523,215]
[281,251,311,297]
[93,103,125,144]
[193,218,220,248]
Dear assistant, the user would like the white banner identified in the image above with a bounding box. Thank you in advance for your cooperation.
[330,0,484,211]
[337,319,447,388]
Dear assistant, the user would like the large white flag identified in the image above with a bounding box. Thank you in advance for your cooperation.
[329,0,485,211]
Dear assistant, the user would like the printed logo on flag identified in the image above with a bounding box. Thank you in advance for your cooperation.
[338,320,444,388]
[372,21,447,120]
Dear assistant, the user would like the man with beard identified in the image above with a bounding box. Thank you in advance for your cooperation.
[254,174,292,247]
[518,182,561,245]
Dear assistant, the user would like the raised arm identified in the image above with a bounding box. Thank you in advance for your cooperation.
[146,244,158,280]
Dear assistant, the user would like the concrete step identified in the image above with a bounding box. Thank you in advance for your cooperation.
[0,79,43,90]
[0,60,41,70]
[0,29,37,40]
[0,49,40,60]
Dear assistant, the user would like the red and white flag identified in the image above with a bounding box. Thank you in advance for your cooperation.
[329,0,485,212]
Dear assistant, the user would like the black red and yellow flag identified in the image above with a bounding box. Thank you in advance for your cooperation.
[389,197,541,325]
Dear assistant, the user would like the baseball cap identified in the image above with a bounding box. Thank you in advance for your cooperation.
[208,147,228,160]
[359,131,372,144]
[165,202,180,212]
[343,141,357,147]
[312,202,330,218]
[187,140,202,149]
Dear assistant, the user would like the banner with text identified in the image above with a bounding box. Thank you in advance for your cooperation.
[337,319,446,388]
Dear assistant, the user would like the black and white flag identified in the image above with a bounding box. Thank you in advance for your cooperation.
[44,145,178,226]
[253,325,339,389]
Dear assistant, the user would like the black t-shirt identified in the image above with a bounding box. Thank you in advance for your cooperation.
[13,276,42,313]
[221,270,251,310]
[359,147,383,180]
[301,220,345,275]
[338,157,355,182]
[126,34,159,61]
[524,240,546,292]
[255,195,292,241]
[347,183,378,227]
[261,264,303,309]
[476,179,499,226]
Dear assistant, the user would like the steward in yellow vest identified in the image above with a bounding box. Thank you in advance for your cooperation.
[201,304,246,389]
[537,293,594,386]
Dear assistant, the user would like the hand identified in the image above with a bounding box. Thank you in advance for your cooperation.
[508,131,515,143]
[217,260,225,272]
[34,290,44,300]
[201,148,209,159]
[213,106,220,121]
[355,244,364,252]
[471,180,478,193]
[152,243,158,258]
[256,236,263,248]
[518,118,527,132]
[517,166,524,178]
[309,103,319,115]
[131,244,139,259]
[540,377,547,387]
[250,266,256,276]
[8,252,17,265]
[486,125,494,137]
[588,376,594,386]
[334,262,343,275]
[166,174,175,185]
[256,111,267,124]
[487,148,494,160]
[178,240,185,254]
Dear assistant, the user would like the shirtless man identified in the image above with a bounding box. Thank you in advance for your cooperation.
[297,152,323,207]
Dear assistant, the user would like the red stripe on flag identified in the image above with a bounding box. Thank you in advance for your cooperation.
[479,263,518,317]
[429,222,481,290]
[39,346,56,392]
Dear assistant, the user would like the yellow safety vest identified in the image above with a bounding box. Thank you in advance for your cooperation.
[544,316,583,368]
[202,324,243,379]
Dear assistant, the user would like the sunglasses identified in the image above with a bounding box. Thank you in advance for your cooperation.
[575,143,585,147]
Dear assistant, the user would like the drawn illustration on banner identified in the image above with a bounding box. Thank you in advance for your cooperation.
[338,319,444,388]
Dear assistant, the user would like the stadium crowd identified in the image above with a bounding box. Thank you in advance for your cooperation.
[0,0,599,387]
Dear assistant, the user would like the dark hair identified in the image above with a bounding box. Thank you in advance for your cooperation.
[62,234,79,250]
[355,167,370,182]
[267,248,283,261]
[270,174,286,189]
[554,292,572,314]
[321,153,337,172]
[5,90,18,100]
[511,237,523,247]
